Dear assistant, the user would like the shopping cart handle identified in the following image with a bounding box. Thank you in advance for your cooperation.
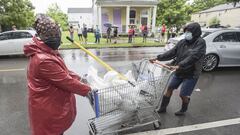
[153,60,172,70]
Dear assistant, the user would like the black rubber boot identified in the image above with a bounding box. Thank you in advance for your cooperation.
[175,98,190,116]
[157,96,171,113]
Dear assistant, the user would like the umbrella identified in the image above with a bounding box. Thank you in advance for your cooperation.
[112,25,119,28]
[104,22,112,28]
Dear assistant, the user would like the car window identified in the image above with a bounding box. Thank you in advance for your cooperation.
[12,32,33,39]
[201,32,212,38]
[0,34,8,40]
[20,32,33,38]
[236,32,240,42]
[213,32,238,42]
[0,32,14,40]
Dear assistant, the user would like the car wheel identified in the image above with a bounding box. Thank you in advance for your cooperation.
[202,54,219,72]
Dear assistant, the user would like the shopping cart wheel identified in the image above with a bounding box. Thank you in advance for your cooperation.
[153,121,161,130]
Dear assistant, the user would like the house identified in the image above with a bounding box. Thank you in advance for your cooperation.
[92,0,159,34]
[67,8,93,28]
[191,3,240,28]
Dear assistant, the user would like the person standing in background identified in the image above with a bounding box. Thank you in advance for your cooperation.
[106,27,112,43]
[161,24,166,42]
[95,25,101,44]
[69,25,74,40]
[113,27,118,44]
[77,24,83,42]
[82,24,88,44]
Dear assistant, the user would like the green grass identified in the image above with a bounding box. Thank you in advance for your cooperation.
[60,31,164,49]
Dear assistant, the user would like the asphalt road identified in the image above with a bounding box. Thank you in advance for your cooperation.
[0,47,240,135]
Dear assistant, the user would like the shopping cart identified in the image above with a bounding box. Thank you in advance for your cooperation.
[87,59,174,135]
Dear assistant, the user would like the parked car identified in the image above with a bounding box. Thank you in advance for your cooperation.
[164,29,240,71]
[203,29,240,71]
[0,30,36,56]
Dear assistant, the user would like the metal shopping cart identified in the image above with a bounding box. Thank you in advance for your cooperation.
[87,59,174,135]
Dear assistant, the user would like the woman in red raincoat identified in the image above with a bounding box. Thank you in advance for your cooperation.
[24,14,91,135]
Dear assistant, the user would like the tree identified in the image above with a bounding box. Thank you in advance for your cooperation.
[209,17,220,26]
[191,0,226,13]
[156,0,192,29]
[46,3,68,31]
[0,0,35,31]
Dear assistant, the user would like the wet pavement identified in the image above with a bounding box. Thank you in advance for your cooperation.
[0,47,240,135]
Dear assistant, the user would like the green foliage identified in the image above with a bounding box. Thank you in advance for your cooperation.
[0,0,35,31]
[191,0,228,13]
[46,3,68,31]
[209,17,220,25]
[156,0,192,29]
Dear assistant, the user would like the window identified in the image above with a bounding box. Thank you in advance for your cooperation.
[20,32,32,38]
[0,34,7,41]
[213,32,238,42]
[201,32,212,38]
[236,32,240,42]
[130,10,136,24]
[0,32,14,40]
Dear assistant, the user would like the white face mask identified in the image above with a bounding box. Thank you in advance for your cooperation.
[185,32,193,41]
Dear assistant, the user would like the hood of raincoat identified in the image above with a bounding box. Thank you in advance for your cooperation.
[184,22,202,43]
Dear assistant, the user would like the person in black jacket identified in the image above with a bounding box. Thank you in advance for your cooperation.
[150,22,206,116]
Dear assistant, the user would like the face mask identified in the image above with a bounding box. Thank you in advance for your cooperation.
[185,32,193,41]
[44,37,61,50]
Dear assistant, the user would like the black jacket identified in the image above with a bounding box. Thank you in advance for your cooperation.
[157,23,206,78]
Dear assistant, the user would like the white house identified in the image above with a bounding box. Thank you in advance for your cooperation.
[191,3,240,28]
[92,0,159,34]
[67,8,93,28]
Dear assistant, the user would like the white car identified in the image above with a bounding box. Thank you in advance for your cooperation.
[164,29,240,71]
[0,30,36,56]
[203,29,240,71]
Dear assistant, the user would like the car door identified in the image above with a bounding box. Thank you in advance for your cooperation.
[13,32,33,54]
[212,32,240,65]
[0,32,16,55]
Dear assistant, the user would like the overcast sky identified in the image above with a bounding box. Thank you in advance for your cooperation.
[30,0,92,14]
[31,0,194,14]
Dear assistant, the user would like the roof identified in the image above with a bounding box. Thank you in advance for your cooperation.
[199,3,240,13]
[67,8,93,13]
[96,0,159,6]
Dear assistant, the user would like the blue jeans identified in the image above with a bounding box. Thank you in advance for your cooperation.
[168,74,198,96]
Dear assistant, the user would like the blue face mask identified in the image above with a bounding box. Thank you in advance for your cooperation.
[185,32,193,41]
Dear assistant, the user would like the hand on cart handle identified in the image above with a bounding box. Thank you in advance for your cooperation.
[150,59,177,71]
[149,58,157,64]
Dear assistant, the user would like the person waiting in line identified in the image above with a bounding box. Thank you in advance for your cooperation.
[106,27,112,43]
[142,25,148,43]
[12,25,17,31]
[95,25,101,44]
[77,24,83,42]
[113,27,118,44]
[24,14,91,135]
[128,26,135,43]
[150,22,206,116]
[82,24,88,44]
[69,25,74,40]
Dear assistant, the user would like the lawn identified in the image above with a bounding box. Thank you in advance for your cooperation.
[60,31,164,49]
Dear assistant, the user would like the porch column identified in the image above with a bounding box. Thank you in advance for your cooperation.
[152,6,157,33]
[147,8,151,30]
[126,5,130,33]
[98,6,102,33]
